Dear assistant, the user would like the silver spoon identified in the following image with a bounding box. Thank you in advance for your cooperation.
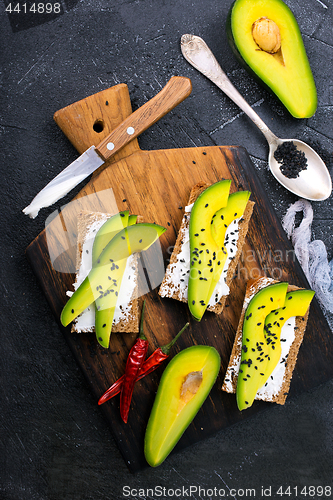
[181,34,332,201]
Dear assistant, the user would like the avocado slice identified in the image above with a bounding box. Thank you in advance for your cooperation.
[93,213,139,348]
[236,281,288,411]
[144,345,220,467]
[227,0,317,118]
[188,180,231,321]
[263,289,315,383]
[60,223,166,334]
[211,191,250,247]
[211,190,250,270]
[91,211,130,264]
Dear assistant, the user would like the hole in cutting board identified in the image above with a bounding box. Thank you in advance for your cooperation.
[93,119,105,133]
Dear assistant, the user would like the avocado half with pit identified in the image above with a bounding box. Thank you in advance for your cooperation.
[227,0,317,118]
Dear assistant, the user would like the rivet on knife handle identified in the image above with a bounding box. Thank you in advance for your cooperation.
[22,76,192,218]
[95,76,192,161]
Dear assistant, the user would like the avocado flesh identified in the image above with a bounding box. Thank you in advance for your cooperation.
[144,345,221,467]
[262,289,315,384]
[92,211,130,264]
[236,282,289,411]
[211,191,250,248]
[227,0,317,118]
[188,180,231,321]
[60,223,166,331]
[94,213,138,348]
[206,190,250,302]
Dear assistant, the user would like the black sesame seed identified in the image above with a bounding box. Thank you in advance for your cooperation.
[274,141,308,179]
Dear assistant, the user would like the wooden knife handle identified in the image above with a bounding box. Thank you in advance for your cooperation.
[95,76,192,161]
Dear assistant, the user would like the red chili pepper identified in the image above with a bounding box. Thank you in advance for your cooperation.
[98,321,189,406]
[119,301,149,423]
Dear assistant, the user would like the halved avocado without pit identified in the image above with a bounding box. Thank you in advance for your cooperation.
[227,0,317,118]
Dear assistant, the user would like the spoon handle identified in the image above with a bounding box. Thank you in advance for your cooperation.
[181,34,278,146]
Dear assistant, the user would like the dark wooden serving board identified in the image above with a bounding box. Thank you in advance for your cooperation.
[26,84,333,473]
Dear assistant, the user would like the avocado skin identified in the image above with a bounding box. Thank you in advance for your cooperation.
[226,0,317,119]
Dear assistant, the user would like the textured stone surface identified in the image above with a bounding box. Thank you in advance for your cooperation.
[1,0,333,498]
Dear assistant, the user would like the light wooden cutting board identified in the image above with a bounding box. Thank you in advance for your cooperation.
[26,83,333,472]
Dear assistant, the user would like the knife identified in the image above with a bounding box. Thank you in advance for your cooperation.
[23,76,192,218]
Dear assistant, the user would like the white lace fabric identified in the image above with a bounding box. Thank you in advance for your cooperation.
[282,199,333,316]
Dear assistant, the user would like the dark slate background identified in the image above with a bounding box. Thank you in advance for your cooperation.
[1,0,333,498]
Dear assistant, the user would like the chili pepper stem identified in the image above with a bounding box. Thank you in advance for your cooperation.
[160,322,189,355]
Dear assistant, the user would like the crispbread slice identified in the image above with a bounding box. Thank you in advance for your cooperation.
[222,277,311,405]
[70,211,139,334]
[159,182,254,314]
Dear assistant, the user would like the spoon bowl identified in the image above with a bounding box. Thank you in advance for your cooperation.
[268,138,331,201]
[181,34,332,201]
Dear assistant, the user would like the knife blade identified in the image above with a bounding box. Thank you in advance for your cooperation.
[23,76,192,218]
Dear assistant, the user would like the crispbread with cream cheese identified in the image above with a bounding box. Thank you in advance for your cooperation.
[70,211,139,334]
[159,182,254,314]
[222,277,311,405]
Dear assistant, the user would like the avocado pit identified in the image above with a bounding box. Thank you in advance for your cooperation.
[252,17,281,54]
